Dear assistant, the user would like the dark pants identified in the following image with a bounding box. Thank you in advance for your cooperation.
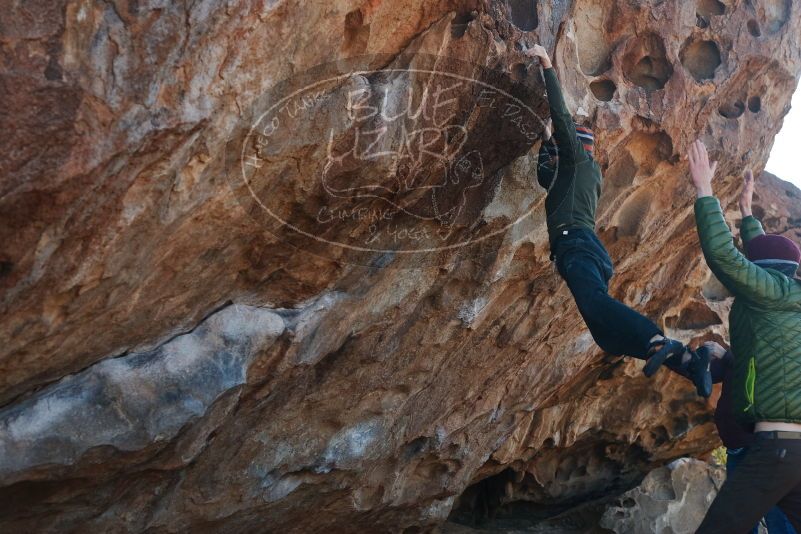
[698,434,801,534]
[726,447,798,534]
[553,228,661,359]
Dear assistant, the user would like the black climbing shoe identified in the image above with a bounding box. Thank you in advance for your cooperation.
[662,348,713,398]
[688,346,713,398]
[643,338,686,378]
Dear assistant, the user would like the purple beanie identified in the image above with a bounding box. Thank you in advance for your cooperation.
[747,234,801,267]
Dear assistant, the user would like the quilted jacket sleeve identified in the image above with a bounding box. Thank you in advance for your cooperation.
[695,196,800,307]
[740,215,765,247]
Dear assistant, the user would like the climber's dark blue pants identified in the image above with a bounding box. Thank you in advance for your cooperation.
[725,447,798,534]
[698,435,801,534]
[553,228,662,359]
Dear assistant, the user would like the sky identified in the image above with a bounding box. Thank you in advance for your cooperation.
[766,86,801,188]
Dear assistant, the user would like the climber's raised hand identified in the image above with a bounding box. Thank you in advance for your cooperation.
[525,44,552,69]
[739,168,756,218]
[687,139,717,198]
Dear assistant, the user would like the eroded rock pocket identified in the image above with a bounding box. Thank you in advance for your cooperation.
[680,39,721,82]
[507,0,538,31]
[574,0,612,76]
[590,79,616,102]
[719,100,745,119]
[759,0,791,34]
[696,0,725,28]
[622,33,673,91]
[451,11,476,38]
[343,9,370,55]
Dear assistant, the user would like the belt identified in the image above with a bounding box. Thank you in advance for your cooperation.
[755,430,801,440]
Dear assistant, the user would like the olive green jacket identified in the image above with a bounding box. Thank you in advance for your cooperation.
[695,196,801,424]
[541,68,602,248]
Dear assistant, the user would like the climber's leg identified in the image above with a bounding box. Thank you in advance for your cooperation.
[766,502,799,534]
[697,436,801,534]
[724,447,761,534]
[776,481,801,532]
[554,229,662,359]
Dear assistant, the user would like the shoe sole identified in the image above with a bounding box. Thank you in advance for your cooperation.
[643,341,682,377]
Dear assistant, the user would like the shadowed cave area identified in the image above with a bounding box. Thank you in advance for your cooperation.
[448,440,652,531]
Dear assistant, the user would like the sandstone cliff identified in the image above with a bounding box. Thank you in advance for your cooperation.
[1,0,800,532]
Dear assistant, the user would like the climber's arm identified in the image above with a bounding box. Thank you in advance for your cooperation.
[741,215,765,245]
[689,141,795,305]
[537,142,557,189]
[738,169,766,246]
[696,197,794,305]
[542,69,579,165]
[526,45,577,165]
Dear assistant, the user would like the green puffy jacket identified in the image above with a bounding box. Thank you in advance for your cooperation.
[695,196,801,424]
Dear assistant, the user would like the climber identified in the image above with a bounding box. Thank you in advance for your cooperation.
[526,44,711,396]
[687,139,801,533]
[695,339,798,534]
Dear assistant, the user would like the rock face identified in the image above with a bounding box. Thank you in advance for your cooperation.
[600,459,725,534]
[1,0,800,532]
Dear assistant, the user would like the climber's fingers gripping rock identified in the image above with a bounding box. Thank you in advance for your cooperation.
[525,44,552,69]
